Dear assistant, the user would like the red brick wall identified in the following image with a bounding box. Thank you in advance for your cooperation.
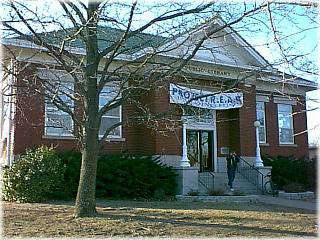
[238,85,257,156]
[134,90,156,155]
[216,110,230,156]
[228,109,241,154]
[260,94,309,158]
[153,84,182,155]
[13,64,140,155]
[12,64,310,159]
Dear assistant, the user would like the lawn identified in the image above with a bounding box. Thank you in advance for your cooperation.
[3,199,318,238]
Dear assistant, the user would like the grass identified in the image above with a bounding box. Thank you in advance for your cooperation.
[3,199,317,237]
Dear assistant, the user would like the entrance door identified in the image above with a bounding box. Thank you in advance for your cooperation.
[186,130,214,172]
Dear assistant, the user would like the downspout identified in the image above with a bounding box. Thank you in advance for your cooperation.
[0,59,3,165]
[6,59,14,166]
[0,60,3,140]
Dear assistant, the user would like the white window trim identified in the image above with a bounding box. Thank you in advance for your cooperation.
[256,101,267,144]
[278,104,294,145]
[256,95,269,103]
[98,82,122,139]
[44,82,74,137]
[44,107,74,137]
[98,105,122,139]
[274,96,297,105]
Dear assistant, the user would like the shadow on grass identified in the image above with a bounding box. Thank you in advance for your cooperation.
[95,210,317,237]
[98,199,316,214]
[43,199,315,214]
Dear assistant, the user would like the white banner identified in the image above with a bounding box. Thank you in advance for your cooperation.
[169,83,243,110]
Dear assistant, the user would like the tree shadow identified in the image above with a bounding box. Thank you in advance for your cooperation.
[96,199,315,214]
[95,210,317,237]
[42,199,316,214]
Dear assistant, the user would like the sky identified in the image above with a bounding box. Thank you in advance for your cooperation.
[1,0,319,144]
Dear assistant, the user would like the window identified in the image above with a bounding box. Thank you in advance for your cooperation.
[99,86,121,138]
[256,101,266,143]
[45,82,74,136]
[278,104,294,144]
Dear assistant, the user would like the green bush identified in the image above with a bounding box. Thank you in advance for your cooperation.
[58,152,177,200]
[3,148,177,201]
[187,190,199,196]
[282,182,306,193]
[57,150,82,199]
[96,154,177,199]
[3,146,65,202]
[208,190,225,196]
[262,155,316,192]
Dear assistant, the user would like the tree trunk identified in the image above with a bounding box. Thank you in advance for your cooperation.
[74,84,100,217]
[74,1,101,217]
[74,126,99,217]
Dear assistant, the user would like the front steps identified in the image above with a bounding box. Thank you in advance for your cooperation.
[176,194,260,203]
[198,172,262,195]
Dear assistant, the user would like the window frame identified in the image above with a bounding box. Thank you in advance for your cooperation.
[256,101,267,144]
[277,103,294,144]
[99,106,122,139]
[98,85,122,139]
[44,82,74,137]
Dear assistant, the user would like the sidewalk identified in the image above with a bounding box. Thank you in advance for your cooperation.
[257,195,317,211]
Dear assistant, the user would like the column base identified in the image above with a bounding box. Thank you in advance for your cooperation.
[257,166,272,190]
[173,167,198,195]
[180,157,191,167]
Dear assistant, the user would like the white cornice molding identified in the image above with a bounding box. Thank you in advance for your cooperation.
[1,38,133,61]
[2,38,317,92]
[257,74,317,89]
[273,96,297,105]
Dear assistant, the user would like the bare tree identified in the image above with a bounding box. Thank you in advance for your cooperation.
[1,0,318,217]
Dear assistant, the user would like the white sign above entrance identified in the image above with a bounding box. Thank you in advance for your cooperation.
[170,83,243,110]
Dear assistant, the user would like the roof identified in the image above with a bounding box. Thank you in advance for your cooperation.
[4,21,317,91]
[22,26,169,54]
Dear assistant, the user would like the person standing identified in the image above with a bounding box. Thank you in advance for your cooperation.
[226,150,240,192]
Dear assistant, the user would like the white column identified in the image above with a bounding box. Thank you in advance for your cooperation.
[254,120,264,167]
[212,110,218,172]
[180,121,190,167]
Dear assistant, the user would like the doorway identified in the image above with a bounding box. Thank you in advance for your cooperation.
[187,130,214,172]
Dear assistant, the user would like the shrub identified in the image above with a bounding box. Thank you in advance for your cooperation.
[187,190,199,196]
[232,190,246,196]
[207,190,245,196]
[262,155,316,192]
[208,190,225,196]
[282,182,306,193]
[3,146,65,202]
[58,152,177,200]
[95,154,177,199]
[57,150,82,199]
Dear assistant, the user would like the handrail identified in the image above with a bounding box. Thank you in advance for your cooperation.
[236,155,264,191]
[198,171,214,193]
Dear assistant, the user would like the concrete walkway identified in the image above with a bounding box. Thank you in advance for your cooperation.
[257,195,317,211]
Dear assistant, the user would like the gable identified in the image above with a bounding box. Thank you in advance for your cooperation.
[11,18,270,69]
[149,20,271,70]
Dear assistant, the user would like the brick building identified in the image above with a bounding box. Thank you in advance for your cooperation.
[1,21,317,194]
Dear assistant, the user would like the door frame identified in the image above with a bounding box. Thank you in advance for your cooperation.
[183,110,217,172]
[186,129,214,172]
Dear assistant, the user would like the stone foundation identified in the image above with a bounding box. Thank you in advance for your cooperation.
[176,195,260,203]
[174,167,199,195]
[278,191,315,201]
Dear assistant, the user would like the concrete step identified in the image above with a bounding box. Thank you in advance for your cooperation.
[211,172,262,195]
[198,172,215,195]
